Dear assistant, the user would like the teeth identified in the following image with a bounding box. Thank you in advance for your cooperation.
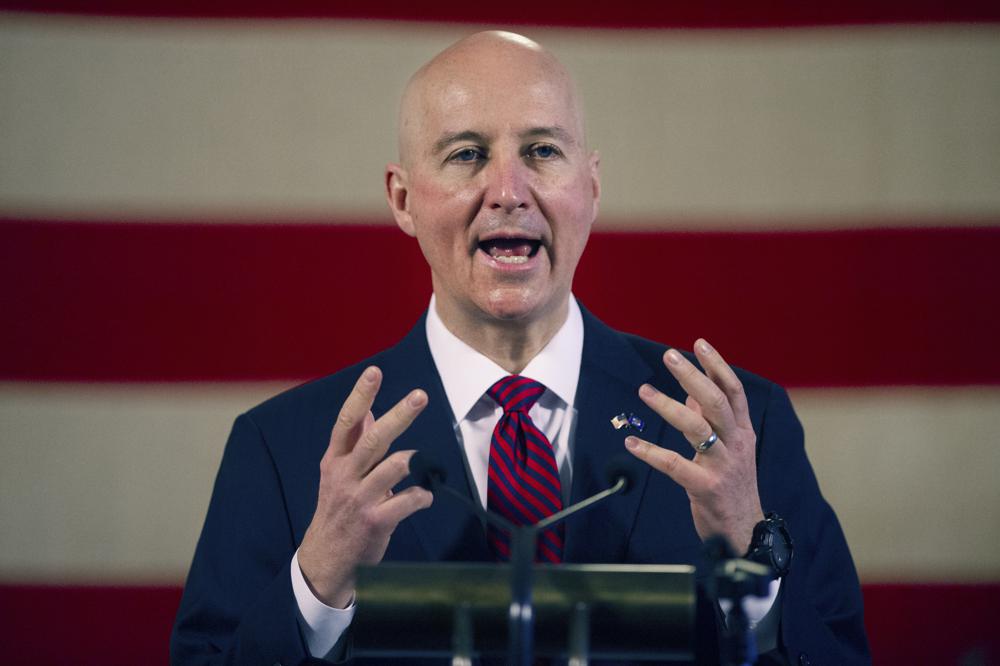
[493,255,529,264]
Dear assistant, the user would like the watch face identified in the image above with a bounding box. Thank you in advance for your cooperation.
[773,545,790,571]
[771,525,793,576]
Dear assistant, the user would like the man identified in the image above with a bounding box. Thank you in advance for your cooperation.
[171,31,869,665]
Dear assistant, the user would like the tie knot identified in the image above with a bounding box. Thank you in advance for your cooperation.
[488,375,546,413]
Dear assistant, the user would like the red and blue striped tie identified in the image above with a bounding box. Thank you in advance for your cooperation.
[486,375,564,563]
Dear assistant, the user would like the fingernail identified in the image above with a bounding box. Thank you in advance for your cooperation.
[407,390,427,408]
[363,366,378,383]
[697,339,713,355]
[639,383,656,399]
[666,350,682,366]
[624,436,641,451]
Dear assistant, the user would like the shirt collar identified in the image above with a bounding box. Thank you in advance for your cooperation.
[425,295,584,422]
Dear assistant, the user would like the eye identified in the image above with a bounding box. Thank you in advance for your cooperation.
[527,143,561,160]
[447,146,486,163]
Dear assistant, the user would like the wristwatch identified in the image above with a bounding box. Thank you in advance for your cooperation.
[745,512,794,579]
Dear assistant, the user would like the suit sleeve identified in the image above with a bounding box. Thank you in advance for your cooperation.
[755,385,871,666]
[170,413,310,666]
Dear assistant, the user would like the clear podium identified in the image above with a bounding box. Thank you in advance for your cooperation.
[352,562,696,663]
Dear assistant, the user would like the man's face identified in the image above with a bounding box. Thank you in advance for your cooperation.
[387,40,600,333]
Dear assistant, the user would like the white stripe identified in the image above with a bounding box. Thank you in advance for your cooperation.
[1,382,997,582]
[1,16,998,228]
[793,387,1000,581]
[0,381,293,583]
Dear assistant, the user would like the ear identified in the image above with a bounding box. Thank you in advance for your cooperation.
[588,149,601,220]
[385,163,416,237]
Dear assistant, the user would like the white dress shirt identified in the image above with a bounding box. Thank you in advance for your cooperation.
[291,294,777,658]
[425,294,583,508]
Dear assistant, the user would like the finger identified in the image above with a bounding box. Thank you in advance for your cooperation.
[372,485,434,528]
[638,383,723,453]
[685,395,703,417]
[348,388,428,475]
[624,435,711,491]
[694,339,751,426]
[327,366,382,460]
[358,450,418,503]
[683,397,724,452]
[663,349,739,438]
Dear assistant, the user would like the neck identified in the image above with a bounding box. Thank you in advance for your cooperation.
[433,297,570,375]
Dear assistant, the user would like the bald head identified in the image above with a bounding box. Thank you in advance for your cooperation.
[397,31,585,166]
[383,30,600,349]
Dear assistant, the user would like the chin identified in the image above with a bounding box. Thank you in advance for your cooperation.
[480,287,559,324]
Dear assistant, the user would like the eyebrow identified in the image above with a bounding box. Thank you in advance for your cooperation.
[521,125,577,146]
[432,126,578,155]
[433,131,488,155]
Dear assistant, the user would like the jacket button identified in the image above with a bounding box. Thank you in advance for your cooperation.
[798,654,811,666]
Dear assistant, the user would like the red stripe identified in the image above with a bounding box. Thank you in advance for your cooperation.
[486,486,522,527]
[0,584,183,666]
[523,438,560,486]
[520,460,561,509]
[524,455,561,499]
[864,583,1000,663]
[0,220,429,382]
[522,423,561,482]
[487,464,546,523]
[491,415,562,511]
[503,384,544,412]
[488,444,555,520]
[574,225,1000,388]
[488,529,510,558]
[490,375,516,398]
[2,0,997,26]
[539,525,564,553]
[537,538,561,564]
[1,583,997,664]
[493,420,523,466]
[495,376,536,407]
[2,219,999,386]
[488,524,562,563]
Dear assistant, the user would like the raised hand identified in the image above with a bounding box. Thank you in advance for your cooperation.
[625,339,764,554]
[297,366,433,607]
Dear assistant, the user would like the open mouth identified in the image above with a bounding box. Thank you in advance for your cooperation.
[478,238,542,265]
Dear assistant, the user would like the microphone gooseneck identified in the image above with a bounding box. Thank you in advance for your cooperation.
[408,451,515,532]
[409,450,637,534]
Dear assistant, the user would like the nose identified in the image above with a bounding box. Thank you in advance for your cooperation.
[485,154,530,213]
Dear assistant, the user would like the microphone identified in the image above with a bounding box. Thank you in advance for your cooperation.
[409,451,515,532]
[407,449,444,489]
[408,451,637,533]
[604,453,640,495]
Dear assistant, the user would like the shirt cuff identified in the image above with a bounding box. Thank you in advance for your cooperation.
[290,549,356,658]
[719,578,781,629]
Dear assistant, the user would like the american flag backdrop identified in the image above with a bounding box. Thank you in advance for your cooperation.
[1,2,999,664]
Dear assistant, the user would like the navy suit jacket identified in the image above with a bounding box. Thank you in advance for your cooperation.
[171,307,869,666]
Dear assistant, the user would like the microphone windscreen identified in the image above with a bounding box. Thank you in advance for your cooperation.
[408,450,446,489]
[604,455,640,495]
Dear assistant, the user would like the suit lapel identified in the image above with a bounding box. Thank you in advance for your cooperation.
[376,315,492,563]
[563,308,662,563]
